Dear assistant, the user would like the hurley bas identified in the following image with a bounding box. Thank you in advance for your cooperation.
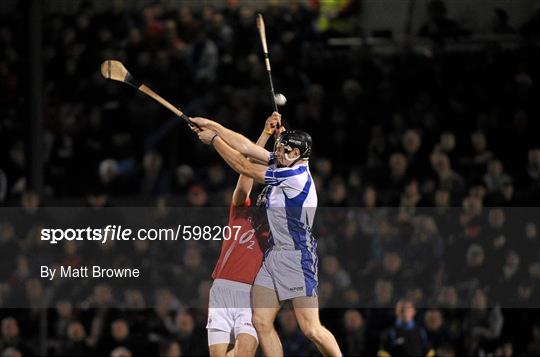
[41,265,140,281]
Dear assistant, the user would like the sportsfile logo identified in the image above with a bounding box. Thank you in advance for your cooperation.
[40,225,243,244]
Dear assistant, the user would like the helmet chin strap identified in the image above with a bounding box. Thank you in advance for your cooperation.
[284,152,298,162]
[285,152,303,167]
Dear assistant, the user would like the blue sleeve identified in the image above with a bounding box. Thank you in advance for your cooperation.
[268,152,276,166]
[264,166,307,187]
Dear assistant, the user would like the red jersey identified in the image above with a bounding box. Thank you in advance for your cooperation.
[212,198,268,285]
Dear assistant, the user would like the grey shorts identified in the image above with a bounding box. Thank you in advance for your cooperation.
[254,249,318,301]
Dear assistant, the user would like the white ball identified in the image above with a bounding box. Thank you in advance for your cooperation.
[274,93,287,106]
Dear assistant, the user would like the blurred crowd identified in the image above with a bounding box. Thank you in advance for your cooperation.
[1,0,540,356]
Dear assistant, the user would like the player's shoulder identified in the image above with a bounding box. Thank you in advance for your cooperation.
[265,164,311,187]
[267,164,308,177]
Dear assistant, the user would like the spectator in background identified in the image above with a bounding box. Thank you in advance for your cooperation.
[52,301,73,340]
[456,244,489,288]
[99,319,138,355]
[379,299,433,357]
[371,217,403,260]
[463,289,503,355]
[191,30,218,85]
[0,223,18,283]
[318,281,338,307]
[459,195,484,240]
[97,159,120,193]
[140,151,171,197]
[186,185,208,207]
[174,165,194,193]
[366,252,406,296]
[461,131,494,181]
[435,286,464,343]
[398,179,424,219]
[484,160,511,192]
[424,309,455,349]
[205,163,226,195]
[486,178,518,206]
[494,250,524,305]
[176,245,209,294]
[407,215,443,279]
[526,148,540,202]
[278,309,316,356]
[433,132,457,166]
[418,0,469,43]
[327,177,348,206]
[148,289,179,338]
[527,325,540,356]
[0,318,29,355]
[171,310,206,356]
[321,256,351,291]
[4,141,25,198]
[58,321,94,355]
[432,188,455,230]
[383,153,410,203]
[366,126,389,171]
[400,129,425,177]
[364,280,396,355]
[343,309,366,356]
[356,186,381,236]
[430,152,464,197]
[520,222,540,263]
[159,339,182,357]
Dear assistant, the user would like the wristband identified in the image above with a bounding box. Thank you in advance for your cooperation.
[264,128,273,136]
[210,133,219,145]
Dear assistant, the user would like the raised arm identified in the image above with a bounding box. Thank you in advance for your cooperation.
[199,130,268,184]
[190,113,281,163]
[231,116,277,206]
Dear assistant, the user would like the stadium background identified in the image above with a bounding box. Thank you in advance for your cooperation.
[1,0,540,355]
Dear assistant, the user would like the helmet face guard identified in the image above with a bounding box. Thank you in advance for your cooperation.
[273,130,312,166]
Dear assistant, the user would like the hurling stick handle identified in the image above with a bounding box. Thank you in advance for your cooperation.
[138,84,195,127]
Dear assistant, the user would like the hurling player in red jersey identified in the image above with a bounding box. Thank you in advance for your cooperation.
[206,113,281,357]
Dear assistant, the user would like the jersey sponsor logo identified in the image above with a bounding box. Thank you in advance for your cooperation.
[238,228,256,250]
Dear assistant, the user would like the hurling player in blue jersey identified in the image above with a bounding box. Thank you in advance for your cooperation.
[191,114,341,357]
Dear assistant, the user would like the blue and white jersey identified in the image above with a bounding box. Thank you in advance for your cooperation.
[263,160,318,252]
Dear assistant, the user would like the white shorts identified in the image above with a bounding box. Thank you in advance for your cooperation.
[207,279,257,346]
[254,249,318,301]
